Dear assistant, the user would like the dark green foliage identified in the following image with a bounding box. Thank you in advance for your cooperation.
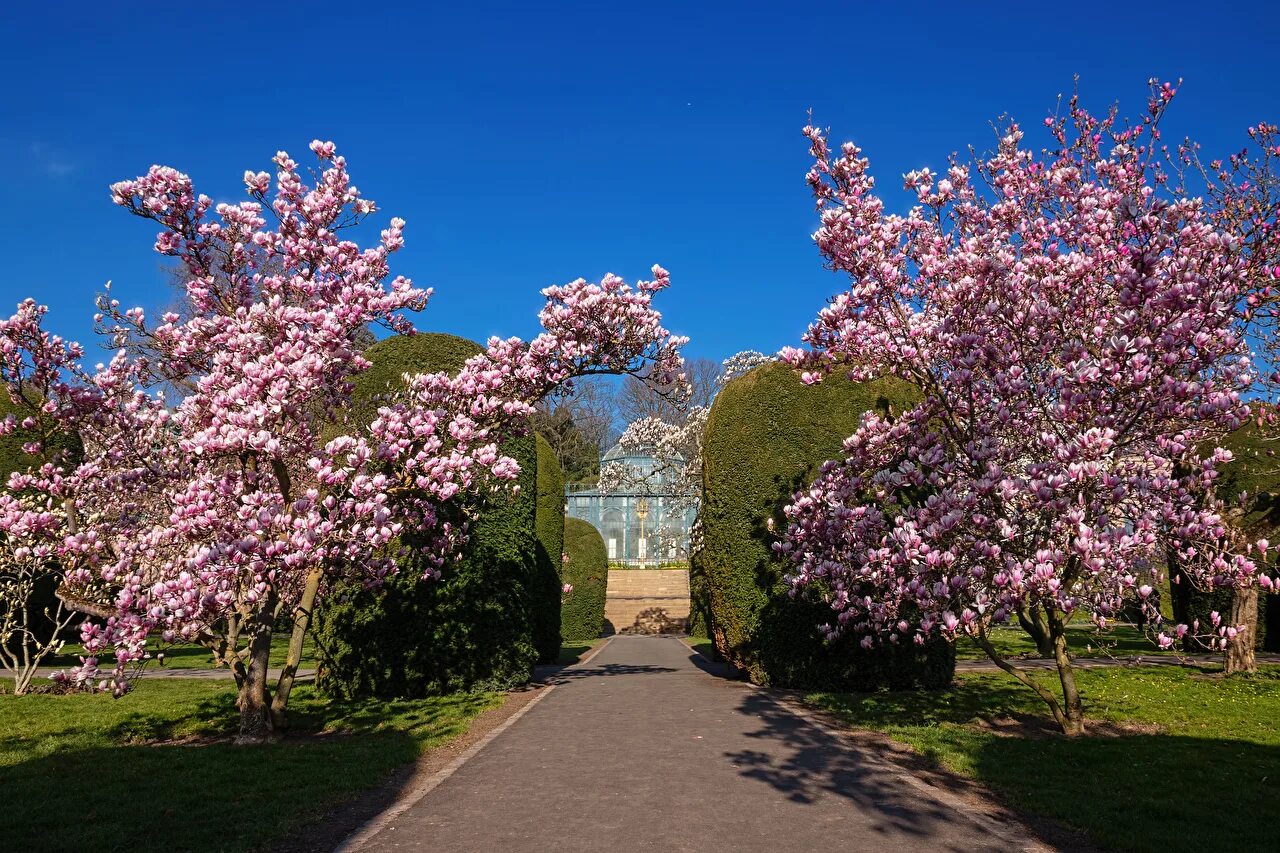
[1173,420,1279,652]
[1170,580,1270,652]
[560,517,607,640]
[315,333,550,697]
[0,393,82,653]
[0,392,82,484]
[531,406,604,485]
[531,433,565,663]
[695,361,955,689]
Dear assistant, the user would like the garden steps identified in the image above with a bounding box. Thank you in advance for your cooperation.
[604,569,690,635]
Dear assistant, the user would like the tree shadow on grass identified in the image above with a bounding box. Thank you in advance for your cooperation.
[806,671,1280,853]
[968,734,1280,853]
[0,686,497,852]
[0,730,423,852]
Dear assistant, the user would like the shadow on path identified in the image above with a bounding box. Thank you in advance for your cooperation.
[723,690,1018,852]
[537,662,678,685]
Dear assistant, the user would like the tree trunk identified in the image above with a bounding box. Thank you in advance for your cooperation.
[1225,586,1258,676]
[1046,609,1085,736]
[235,610,277,744]
[1016,604,1055,657]
[973,622,1080,736]
[271,567,322,730]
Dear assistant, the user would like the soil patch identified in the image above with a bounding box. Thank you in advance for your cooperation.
[972,713,1165,739]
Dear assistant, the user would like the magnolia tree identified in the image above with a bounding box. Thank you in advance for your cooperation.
[0,362,84,694]
[1179,120,1280,673]
[0,142,685,741]
[599,351,776,560]
[778,84,1275,735]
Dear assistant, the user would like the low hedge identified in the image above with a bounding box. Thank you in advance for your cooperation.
[560,517,608,640]
[314,333,552,697]
[694,361,954,690]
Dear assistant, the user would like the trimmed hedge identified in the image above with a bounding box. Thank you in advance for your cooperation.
[1172,420,1278,652]
[314,333,553,697]
[693,361,955,690]
[560,517,608,640]
[531,433,565,663]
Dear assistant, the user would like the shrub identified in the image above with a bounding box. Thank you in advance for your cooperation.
[694,361,954,689]
[314,333,548,697]
[560,517,607,641]
[531,433,565,663]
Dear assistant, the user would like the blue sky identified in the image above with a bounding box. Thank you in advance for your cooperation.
[2,1,1278,366]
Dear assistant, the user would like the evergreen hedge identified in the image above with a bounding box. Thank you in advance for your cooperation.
[314,333,556,697]
[693,361,955,690]
[531,433,565,662]
[560,517,608,640]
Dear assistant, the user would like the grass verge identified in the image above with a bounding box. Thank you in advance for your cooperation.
[557,640,601,665]
[43,633,318,671]
[0,678,500,851]
[806,664,1280,853]
[685,635,718,661]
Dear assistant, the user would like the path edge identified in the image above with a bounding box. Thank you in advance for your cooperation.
[334,637,613,852]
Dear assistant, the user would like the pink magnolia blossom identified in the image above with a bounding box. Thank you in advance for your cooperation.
[0,141,685,740]
[778,83,1271,735]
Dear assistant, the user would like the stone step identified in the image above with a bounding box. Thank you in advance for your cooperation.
[604,569,691,636]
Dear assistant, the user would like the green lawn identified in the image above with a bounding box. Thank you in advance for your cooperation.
[557,640,601,665]
[0,678,500,852]
[685,635,719,661]
[43,632,318,671]
[954,623,1178,661]
[806,665,1280,853]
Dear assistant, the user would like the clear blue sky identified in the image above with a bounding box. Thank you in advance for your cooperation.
[2,1,1277,365]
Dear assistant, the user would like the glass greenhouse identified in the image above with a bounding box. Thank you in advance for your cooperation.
[564,442,698,566]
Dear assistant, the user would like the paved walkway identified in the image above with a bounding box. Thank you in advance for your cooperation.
[349,635,1037,852]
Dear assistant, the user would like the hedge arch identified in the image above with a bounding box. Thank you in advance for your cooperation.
[314,333,553,697]
[693,361,955,690]
[1172,420,1278,652]
[532,433,566,662]
[560,517,608,640]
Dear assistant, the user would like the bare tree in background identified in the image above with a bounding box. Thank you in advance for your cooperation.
[532,377,616,484]
[615,357,718,425]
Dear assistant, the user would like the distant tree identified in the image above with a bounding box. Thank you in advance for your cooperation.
[533,378,615,484]
[615,356,718,426]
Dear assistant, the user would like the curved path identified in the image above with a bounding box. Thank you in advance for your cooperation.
[346,635,1044,852]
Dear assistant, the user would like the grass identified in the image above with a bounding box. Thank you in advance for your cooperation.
[806,664,1280,853]
[953,623,1178,661]
[0,677,500,852]
[685,635,719,661]
[557,640,601,665]
[43,632,318,671]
